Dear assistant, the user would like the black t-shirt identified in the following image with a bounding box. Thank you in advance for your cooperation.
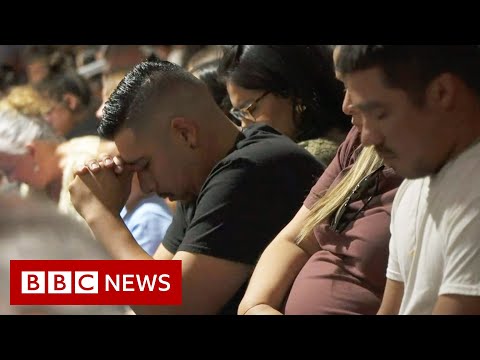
[162,124,325,314]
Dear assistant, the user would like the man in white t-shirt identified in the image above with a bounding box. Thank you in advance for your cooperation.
[334,45,480,315]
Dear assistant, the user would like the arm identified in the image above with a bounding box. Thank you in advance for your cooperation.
[238,206,320,315]
[71,164,251,314]
[69,157,152,261]
[432,195,480,315]
[432,295,480,315]
[377,183,405,315]
[377,279,404,315]
[134,251,251,315]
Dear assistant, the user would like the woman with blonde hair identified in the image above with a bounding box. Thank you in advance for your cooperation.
[238,125,403,315]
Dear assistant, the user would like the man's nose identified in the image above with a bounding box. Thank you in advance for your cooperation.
[342,91,353,116]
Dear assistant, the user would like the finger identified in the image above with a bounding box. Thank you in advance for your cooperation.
[74,164,89,176]
[113,156,125,174]
[100,155,114,169]
[98,153,114,166]
[119,165,135,184]
[113,156,124,166]
[114,165,124,174]
[86,160,101,173]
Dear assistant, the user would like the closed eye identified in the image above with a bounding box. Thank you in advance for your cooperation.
[374,111,387,120]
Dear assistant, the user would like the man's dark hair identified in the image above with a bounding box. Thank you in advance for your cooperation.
[99,60,204,140]
[218,45,350,142]
[191,59,237,125]
[335,45,480,105]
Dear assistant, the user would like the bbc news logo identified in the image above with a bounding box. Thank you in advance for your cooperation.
[10,260,182,305]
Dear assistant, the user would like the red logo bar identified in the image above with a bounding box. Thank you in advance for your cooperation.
[10,260,182,306]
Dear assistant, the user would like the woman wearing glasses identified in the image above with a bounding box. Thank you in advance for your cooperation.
[238,125,403,315]
[219,45,351,166]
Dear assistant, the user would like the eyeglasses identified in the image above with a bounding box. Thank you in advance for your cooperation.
[331,164,385,233]
[229,91,269,123]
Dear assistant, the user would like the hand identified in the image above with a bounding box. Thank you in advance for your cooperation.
[69,154,134,223]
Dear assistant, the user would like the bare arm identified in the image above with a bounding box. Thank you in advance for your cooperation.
[89,214,252,314]
[86,210,152,260]
[153,243,175,260]
[238,205,320,315]
[432,295,480,315]
[377,279,404,315]
[134,251,252,315]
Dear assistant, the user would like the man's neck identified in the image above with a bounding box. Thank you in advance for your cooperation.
[192,116,242,196]
[447,101,480,163]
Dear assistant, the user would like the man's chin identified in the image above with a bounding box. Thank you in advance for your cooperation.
[158,193,175,200]
[158,191,197,203]
[384,161,433,180]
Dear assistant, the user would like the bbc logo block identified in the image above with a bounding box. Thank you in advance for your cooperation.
[21,271,99,294]
[10,260,182,306]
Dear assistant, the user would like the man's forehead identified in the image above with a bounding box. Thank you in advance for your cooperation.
[114,128,146,163]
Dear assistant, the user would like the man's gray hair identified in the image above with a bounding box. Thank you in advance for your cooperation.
[0,107,63,155]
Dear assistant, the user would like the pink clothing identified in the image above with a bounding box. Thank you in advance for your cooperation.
[284,127,403,315]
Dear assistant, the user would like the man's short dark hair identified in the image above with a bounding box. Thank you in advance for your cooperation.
[335,45,480,105]
[98,60,204,140]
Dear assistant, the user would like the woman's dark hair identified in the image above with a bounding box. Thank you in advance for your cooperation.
[219,45,350,142]
[0,65,19,94]
[34,65,92,112]
[190,59,237,124]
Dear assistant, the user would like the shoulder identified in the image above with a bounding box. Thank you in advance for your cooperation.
[392,178,422,205]
[297,137,339,166]
[423,143,480,215]
[227,124,322,169]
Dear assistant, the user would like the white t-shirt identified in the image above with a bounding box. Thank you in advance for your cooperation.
[387,141,480,314]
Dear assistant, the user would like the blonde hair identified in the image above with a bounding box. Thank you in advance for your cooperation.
[297,146,383,244]
[0,85,52,118]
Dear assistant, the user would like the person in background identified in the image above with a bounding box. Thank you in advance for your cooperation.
[190,59,238,126]
[219,45,351,166]
[22,45,74,85]
[0,195,127,315]
[35,66,93,139]
[0,87,111,226]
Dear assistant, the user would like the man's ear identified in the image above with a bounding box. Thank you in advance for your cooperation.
[170,117,198,149]
[425,73,456,111]
[63,93,79,112]
[25,142,36,158]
